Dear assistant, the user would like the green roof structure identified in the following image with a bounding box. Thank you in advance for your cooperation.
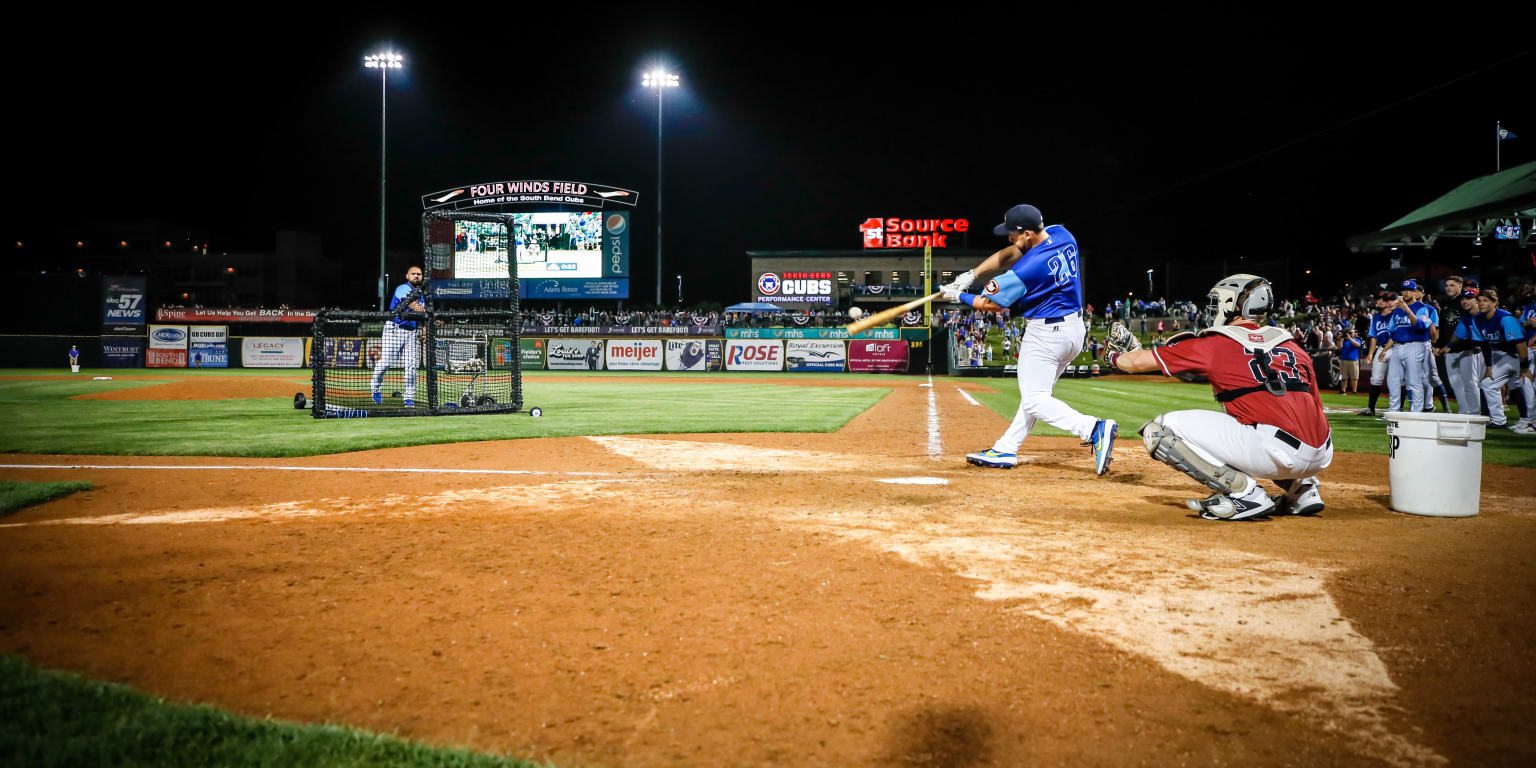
[1347,161,1536,250]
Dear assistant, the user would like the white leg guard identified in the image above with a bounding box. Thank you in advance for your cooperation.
[1141,416,1254,495]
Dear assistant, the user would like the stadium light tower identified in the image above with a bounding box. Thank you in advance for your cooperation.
[642,68,679,306]
[364,50,404,310]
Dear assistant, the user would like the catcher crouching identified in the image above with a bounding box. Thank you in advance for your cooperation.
[1101,274,1332,521]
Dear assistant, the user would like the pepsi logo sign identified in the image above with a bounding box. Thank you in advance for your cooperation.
[758,272,780,295]
[605,213,627,234]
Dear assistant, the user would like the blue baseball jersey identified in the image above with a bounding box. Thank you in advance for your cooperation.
[1388,307,1430,343]
[1474,309,1525,352]
[1368,313,1394,345]
[1521,302,1536,342]
[1453,314,1485,341]
[1002,224,1083,319]
[389,283,419,329]
[1409,301,1437,338]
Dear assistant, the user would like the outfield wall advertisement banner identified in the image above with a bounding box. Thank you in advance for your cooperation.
[786,340,846,372]
[724,340,783,371]
[100,336,144,367]
[187,325,228,368]
[848,340,909,373]
[547,339,604,370]
[605,339,663,371]
[726,328,898,340]
[102,277,147,326]
[665,340,723,371]
[518,339,545,368]
[155,307,319,323]
[243,337,305,368]
[321,338,365,368]
[146,324,188,368]
[522,325,720,337]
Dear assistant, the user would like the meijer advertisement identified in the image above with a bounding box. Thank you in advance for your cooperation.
[724,340,783,371]
[786,340,846,372]
[604,339,663,371]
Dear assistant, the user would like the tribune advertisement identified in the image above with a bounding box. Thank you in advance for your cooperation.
[664,340,722,371]
[604,339,663,371]
[848,340,909,373]
[188,325,228,368]
[242,337,306,368]
[786,340,846,372]
[724,340,783,371]
[146,324,188,368]
[547,339,604,370]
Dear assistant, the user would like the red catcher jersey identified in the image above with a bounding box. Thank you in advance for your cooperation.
[1150,323,1331,447]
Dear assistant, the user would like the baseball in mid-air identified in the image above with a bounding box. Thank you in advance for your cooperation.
[848,307,863,320]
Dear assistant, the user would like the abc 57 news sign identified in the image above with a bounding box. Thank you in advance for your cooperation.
[604,339,663,371]
[725,340,783,371]
[755,272,833,304]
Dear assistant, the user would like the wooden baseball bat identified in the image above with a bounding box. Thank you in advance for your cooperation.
[844,291,943,335]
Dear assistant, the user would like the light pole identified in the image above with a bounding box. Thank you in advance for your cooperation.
[642,69,679,307]
[364,50,403,309]
[677,274,683,306]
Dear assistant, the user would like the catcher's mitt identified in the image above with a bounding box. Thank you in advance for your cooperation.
[1101,322,1141,369]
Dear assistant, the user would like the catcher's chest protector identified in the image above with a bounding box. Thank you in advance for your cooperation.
[1199,325,1294,354]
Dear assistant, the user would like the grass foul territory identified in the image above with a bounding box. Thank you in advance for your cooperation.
[971,376,1535,468]
[1,374,887,458]
[0,656,545,768]
[0,480,92,517]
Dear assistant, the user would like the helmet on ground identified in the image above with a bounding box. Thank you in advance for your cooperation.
[1205,274,1274,329]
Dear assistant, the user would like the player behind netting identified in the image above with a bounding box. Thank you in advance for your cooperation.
[939,204,1117,474]
[370,265,427,406]
[1101,274,1332,521]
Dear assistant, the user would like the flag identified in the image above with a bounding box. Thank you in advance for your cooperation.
[1497,125,1517,141]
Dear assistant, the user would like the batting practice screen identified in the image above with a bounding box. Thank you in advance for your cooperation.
[310,310,523,418]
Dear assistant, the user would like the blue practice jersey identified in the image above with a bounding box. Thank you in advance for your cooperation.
[389,283,419,329]
[1521,302,1536,343]
[1409,301,1437,338]
[1368,313,1394,345]
[1002,225,1083,319]
[1388,307,1430,343]
[1474,309,1525,353]
[1453,314,1485,341]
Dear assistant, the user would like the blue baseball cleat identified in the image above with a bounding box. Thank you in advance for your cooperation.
[965,449,1018,468]
[372,391,382,405]
[403,399,414,407]
[1090,419,1118,476]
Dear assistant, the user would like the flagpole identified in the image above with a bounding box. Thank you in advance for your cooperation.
[1496,121,1500,172]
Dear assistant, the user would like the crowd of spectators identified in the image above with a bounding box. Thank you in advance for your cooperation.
[524,308,722,328]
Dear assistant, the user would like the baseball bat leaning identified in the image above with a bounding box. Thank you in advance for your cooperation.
[844,291,943,335]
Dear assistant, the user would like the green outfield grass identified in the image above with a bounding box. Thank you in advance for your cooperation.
[0,371,887,457]
[0,655,544,768]
[967,376,1536,467]
[0,480,92,517]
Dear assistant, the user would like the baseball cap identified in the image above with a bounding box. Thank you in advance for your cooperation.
[1459,289,1480,300]
[1401,279,1421,291]
[993,204,1044,236]
[1376,290,1397,301]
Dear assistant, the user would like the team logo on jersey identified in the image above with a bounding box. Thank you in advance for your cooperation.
[757,272,780,295]
[984,279,999,295]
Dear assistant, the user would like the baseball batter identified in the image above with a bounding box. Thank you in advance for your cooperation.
[940,204,1117,474]
[370,265,426,406]
[1358,293,1397,418]
[1102,274,1331,520]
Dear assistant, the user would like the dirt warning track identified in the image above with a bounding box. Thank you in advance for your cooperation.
[2,378,1533,767]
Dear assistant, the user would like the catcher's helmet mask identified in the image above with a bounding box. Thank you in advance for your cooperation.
[1205,274,1274,329]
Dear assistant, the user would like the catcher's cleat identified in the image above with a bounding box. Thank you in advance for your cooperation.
[1187,483,1275,521]
[1090,419,1118,476]
[966,449,1018,468]
[372,391,383,405]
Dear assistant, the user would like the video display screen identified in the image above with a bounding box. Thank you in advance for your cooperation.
[436,211,629,300]
[452,220,511,279]
[512,212,605,279]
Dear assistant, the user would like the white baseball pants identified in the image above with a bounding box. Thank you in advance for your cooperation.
[1369,346,1392,387]
[370,323,420,400]
[991,313,1098,454]
[1480,352,1525,426]
[1447,349,1485,415]
[1159,409,1333,481]
[1388,341,1425,412]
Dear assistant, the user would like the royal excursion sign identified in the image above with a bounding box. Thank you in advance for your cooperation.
[859,217,969,248]
[421,180,640,211]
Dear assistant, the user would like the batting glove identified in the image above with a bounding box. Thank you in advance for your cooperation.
[940,284,964,303]
[948,270,976,291]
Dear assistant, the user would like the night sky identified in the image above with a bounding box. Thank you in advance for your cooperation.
[8,13,1532,307]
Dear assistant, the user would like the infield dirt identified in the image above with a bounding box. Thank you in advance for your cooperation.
[2,375,1533,767]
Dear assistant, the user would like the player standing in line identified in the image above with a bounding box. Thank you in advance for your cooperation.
[1357,293,1397,418]
[1401,281,1448,412]
[1433,276,1467,408]
[940,204,1117,474]
[1101,275,1331,520]
[1473,289,1533,432]
[1445,288,1486,415]
[1386,284,1432,414]
[371,265,426,406]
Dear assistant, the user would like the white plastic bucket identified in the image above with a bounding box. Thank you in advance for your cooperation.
[1384,412,1490,517]
[70,364,80,373]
